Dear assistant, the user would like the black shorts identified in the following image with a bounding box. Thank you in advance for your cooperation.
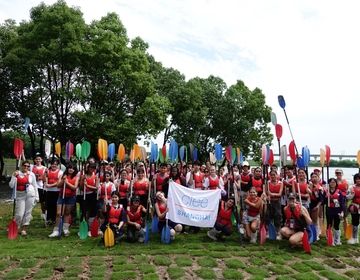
[38,188,46,203]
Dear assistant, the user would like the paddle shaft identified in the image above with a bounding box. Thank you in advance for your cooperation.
[281,108,299,157]
[59,181,66,237]
[277,139,281,171]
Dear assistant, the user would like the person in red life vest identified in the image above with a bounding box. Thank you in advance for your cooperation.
[280,193,313,246]
[100,191,126,242]
[124,163,133,181]
[335,168,349,235]
[80,163,99,237]
[219,167,228,187]
[309,172,324,241]
[313,168,326,185]
[292,169,311,210]
[44,159,63,225]
[152,163,169,194]
[115,169,130,209]
[266,170,284,240]
[155,191,182,240]
[346,173,360,244]
[30,153,47,222]
[96,171,116,236]
[162,166,186,196]
[244,187,263,243]
[127,195,147,242]
[281,166,296,208]
[49,163,79,237]
[207,197,235,241]
[9,160,40,236]
[186,160,204,189]
[133,168,150,207]
[325,178,345,245]
[204,166,225,193]
[240,161,251,197]
[247,167,264,198]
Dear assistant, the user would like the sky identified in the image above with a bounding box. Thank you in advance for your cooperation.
[0,0,358,157]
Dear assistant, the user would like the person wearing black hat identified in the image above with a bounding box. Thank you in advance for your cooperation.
[280,193,312,247]
[127,196,147,242]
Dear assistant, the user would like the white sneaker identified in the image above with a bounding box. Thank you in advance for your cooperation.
[276,234,282,241]
[88,231,91,237]
[41,214,46,221]
[63,229,70,237]
[49,231,59,238]
[98,230,103,237]
[207,230,218,241]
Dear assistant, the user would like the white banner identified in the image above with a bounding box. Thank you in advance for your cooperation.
[167,181,221,227]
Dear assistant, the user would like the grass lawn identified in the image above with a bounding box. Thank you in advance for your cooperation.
[0,203,359,279]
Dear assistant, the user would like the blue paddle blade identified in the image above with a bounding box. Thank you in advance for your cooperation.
[215,144,222,161]
[24,117,30,132]
[108,143,115,161]
[58,218,63,238]
[268,223,277,240]
[161,226,166,243]
[165,225,171,244]
[151,216,159,233]
[278,95,286,109]
[310,224,317,243]
[240,152,243,165]
[172,140,178,162]
[297,156,305,168]
[266,145,270,164]
[193,148,198,161]
[179,146,185,162]
[304,146,310,167]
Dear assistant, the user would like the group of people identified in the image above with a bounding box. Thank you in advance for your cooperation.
[9,154,360,248]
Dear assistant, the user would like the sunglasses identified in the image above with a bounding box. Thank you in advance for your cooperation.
[23,165,30,168]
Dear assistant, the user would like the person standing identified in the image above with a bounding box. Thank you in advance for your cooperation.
[44,159,62,225]
[30,153,47,222]
[266,170,283,240]
[9,161,39,236]
[347,173,360,244]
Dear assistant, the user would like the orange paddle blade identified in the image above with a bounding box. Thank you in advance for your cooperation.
[118,144,125,162]
[130,148,135,163]
[55,141,61,157]
[325,145,331,166]
[326,227,333,246]
[133,144,141,160]
[357,150,360,166]
[345,224,353,240]
[320,148,325,167]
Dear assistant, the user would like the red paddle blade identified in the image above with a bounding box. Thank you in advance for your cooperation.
[260,223,266,245]
[289,141,296,163]
[268,149,274,166]
[275,124,283,140]
[225,145,232,162]
[326,228,333,246]
[302,230,311,253]
[90,218,99,237]
[325,145,331,166]
[162,145,167,161]
[261,145,267,165]
[7,219,18,240]
[13,138,24,160]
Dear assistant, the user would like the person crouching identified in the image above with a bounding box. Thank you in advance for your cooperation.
[127,196,147,242]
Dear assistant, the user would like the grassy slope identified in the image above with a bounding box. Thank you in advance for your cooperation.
[0,204,359,280]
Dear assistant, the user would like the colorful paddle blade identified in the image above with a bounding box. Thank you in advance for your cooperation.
[320,148,326,167]
[271,112,277,126]
[179,145,186,162]
[108,143,115,161]
[65,141,74,161]
[104,225,115,247]
[260,223,266,245]
[189,143,194,159]
[231,148,236,164]
[289,141,296,163]
[45,140,52,158]
[215,144,222,162]
[310,224,317,243]
[7,219,18,240]
[13,138,24,160]
[302,146,310,167]
[90,217,99,237]
[79,219,88,240]
[81,141,91,161]
[134,144,141,160]
[325,145,331,166]
[357,150,360,166]
[75,143,82,160]
[326,228,333,246]
[268,149,274,166]
[261,144,268,165]
[161,145,167,162]
[159,148,164,163]
[345,224,353,240]
[24,117,30,132]
[275,124,283,140]
[55,141,61,157]
[268,222,277,240]
[193,148,198,161]
[236,148,241,165]
[151,216,159,233]
[118,144,125,162]
[297,156,305,168]
[98,139,108,161]
[278,95,286,109]
[225,145,232,163]
[280,145,287,166]
[302,230,311,253]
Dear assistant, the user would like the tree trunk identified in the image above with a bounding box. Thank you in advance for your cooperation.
[0,130,4,181]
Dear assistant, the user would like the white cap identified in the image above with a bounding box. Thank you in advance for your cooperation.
[242,161,250,167]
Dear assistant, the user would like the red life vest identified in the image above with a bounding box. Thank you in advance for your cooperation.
[298,181,308,195]
[134,180,148,196]
[269,181,281,198]
[241,172,251,185]
[157,201,167,221]
[47,169,60,185]
[128,206,143,224]
[252,177,263,194]
[216,201,232,227]
[59,176,77,197]
[100,182,113,200]
[32,165,45,181]
[108,205,123,224]
[284,203,302,220]
[329,189,341,208]
[208,176,219,190]
[194,172,204,189]
[310,184,322,202]
[85,174,96,193]
[353,186,360,204]
[117,180,129,199]
[174,178,181,185]
[16,174,29,191]
[337,179,348,196]
[247,196,260,217]
[156,173,168,192]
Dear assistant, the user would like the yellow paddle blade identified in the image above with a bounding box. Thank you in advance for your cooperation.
[55,141,61,157]
[140,146,147,161]
[104,226,115,248]
[118,144,125,162]
[357,150,360,166]
[236,147,241,164]
[130,148,135,163]
[102,139,108,161]
[345,224,353,240]
[320,148,325,167]
[321,221,326,237]
[134,144,141,160]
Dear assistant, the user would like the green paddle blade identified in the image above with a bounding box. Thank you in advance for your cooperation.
[79,219,88,240]
[159,148,164,163]
[81,141,91,161]
[231,212,236,226]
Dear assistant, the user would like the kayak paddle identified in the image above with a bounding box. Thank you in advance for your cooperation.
[104,224,115,248]
[55,141,61,158]
[302,229,311,253]
[58,181,66,238]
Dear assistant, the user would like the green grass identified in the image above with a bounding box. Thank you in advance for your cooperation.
[1,204,359,279]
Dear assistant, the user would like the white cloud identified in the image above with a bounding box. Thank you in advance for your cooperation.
[1,0,359,155]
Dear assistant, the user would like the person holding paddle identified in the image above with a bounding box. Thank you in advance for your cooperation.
[309,172,324,241]
[30,153,47,223]
[152,163,169,194]
[115,169,130,209]
[9,160,40,236]
[346,173,360,244]
[127,196,147,242]
[292,169,311,210]
[49,163,79,237]
[280,193,312,247]
[133,168,150,207]
[244,187,263,243]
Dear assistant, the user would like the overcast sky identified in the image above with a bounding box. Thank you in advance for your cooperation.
[1,0,358,157]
